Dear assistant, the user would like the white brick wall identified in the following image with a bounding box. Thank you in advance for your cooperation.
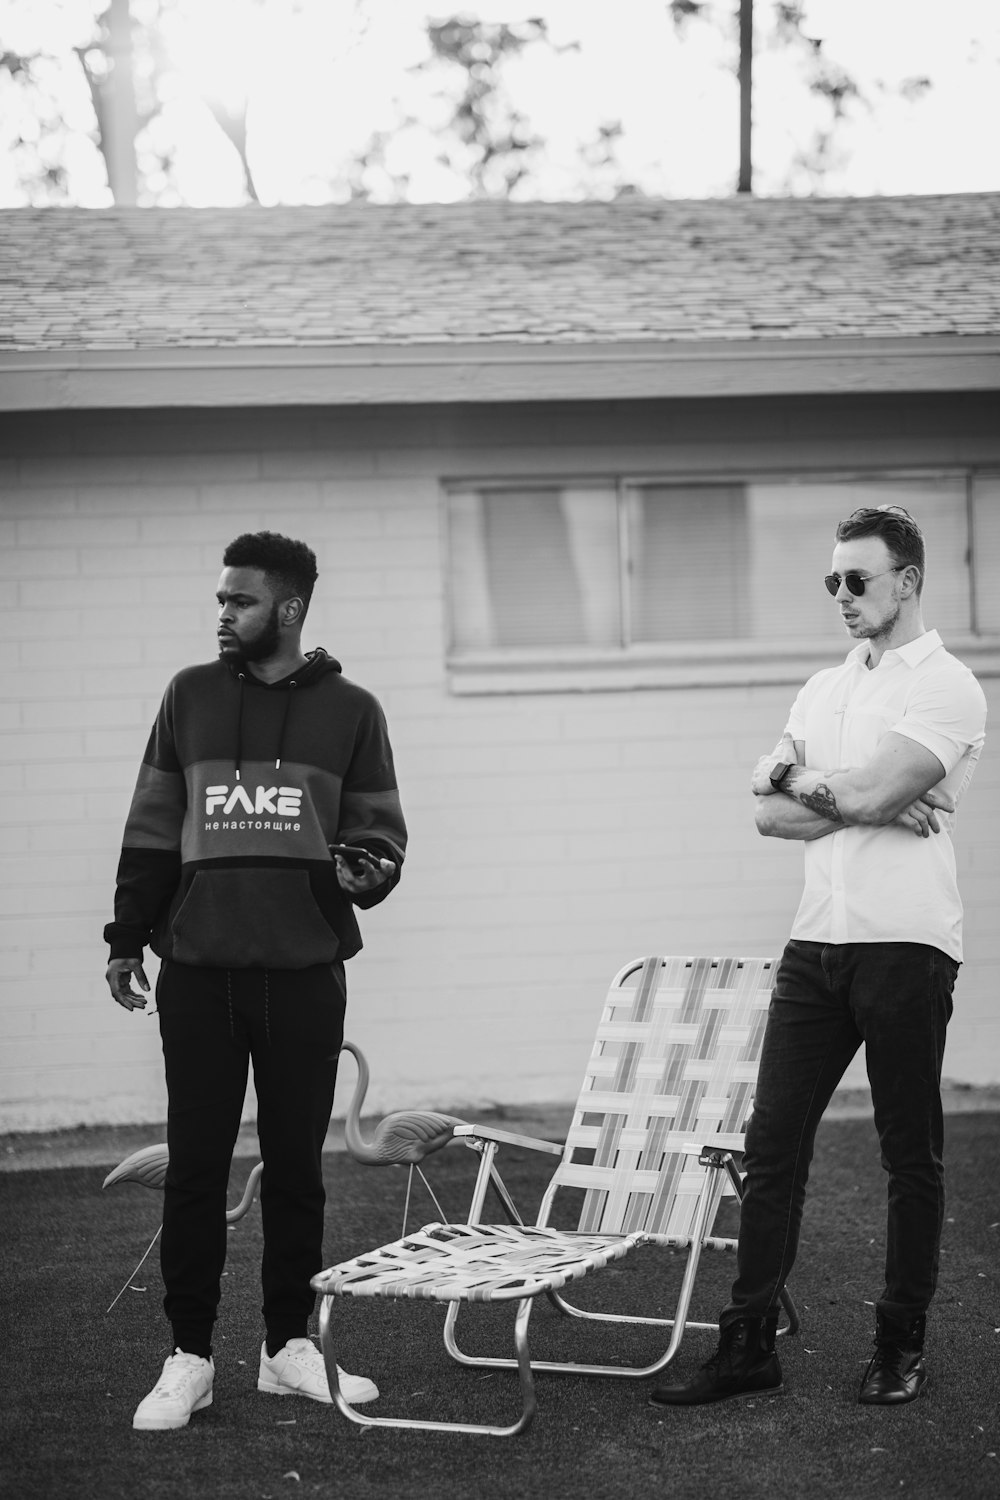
[1,400,998,1130]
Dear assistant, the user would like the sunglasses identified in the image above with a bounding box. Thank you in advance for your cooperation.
[824,566,904,598]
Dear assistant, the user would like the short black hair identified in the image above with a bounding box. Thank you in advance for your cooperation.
[222,531,318,614]
[835,504,925,595]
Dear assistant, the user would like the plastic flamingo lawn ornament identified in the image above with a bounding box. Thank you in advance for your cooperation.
[339,1040,469,1232]
[340,1040,467,1166]
[103,1144,264,1220]
[102,1146,263,1312]
[102,1042,509,1306]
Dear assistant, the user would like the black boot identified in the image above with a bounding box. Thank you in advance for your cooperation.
[858,1311,927,1406]
[649,1315,782,1407]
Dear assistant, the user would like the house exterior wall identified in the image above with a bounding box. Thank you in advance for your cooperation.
[1,394,998,1131]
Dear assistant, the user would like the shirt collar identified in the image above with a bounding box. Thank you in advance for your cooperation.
[846,629,943,670]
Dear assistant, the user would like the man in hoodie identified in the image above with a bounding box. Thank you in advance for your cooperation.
[104,531,407,1432]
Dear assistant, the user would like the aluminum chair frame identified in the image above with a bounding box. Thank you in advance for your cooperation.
[313,955,800,1436]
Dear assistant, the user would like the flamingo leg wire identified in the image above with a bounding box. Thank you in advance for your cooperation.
[400,1165,415,1237]
[106,1223,163,1314]
[398,1163,452,1236]
[488,1164,524,1226]
[414,1164,447,1223]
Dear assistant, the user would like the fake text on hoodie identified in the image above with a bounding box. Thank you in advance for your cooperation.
[104,649,406,969]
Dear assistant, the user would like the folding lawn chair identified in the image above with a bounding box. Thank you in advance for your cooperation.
[311,955,800,1436]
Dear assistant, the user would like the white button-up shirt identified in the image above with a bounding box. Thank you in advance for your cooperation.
[786,630,987,962]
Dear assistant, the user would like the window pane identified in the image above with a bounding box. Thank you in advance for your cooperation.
[448,475,974,658]
[629,477,971,646]
[628,486,748,642]
[973,476,1000,633]
[812,479,971,634]
[447,486,620,651]
[745,485,841,641]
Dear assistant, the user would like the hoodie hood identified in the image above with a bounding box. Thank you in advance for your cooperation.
[224,646,342,689]
[229,647,343,779]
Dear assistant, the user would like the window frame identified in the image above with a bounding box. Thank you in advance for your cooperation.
[443,466,1000,696]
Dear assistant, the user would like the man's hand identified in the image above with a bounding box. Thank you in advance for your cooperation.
[751,732,798,797]
[893,787,956,838]
[107,957,150,1012]
[334,852,396,894]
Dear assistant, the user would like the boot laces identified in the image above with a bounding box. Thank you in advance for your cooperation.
[865,1334,916,1382]
[704,1322,752,1378]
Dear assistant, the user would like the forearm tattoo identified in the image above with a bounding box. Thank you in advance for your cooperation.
[798,781,842,823]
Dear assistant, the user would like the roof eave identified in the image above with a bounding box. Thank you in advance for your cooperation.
[1,334,998,410]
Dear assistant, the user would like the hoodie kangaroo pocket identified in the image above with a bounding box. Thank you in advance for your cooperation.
[170,867,341,967]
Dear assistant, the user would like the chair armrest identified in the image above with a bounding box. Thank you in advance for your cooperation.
[678,1134,746,1155]
[453,1123,565,1156]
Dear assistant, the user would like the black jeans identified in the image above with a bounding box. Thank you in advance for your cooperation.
[156,959,347,1358]
[723,939,957,1329]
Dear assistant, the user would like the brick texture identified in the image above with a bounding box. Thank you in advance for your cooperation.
[1,398,998,1129]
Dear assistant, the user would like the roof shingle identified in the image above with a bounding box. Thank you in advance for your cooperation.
[1,194,998,353]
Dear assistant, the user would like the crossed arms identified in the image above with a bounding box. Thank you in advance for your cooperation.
[751,730,954,842]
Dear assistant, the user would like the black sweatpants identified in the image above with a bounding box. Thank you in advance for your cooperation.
[156,959,347,1358]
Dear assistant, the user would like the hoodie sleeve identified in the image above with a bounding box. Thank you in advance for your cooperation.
[103,685,185,959]
[337,693,407,911]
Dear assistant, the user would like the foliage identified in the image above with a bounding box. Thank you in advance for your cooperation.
[0,3,636,205]
[423,17,553,198]
[666,0,934,190]
[0,0,953,206]
[389,14,634,202]
[0,3,114,202]
[0,0,319,204]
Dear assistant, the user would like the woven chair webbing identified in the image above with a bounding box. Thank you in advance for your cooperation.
[555,956,775,1238]
[316,1222,639,1303]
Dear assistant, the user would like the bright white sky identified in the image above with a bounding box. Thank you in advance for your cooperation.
[1,0,998,205]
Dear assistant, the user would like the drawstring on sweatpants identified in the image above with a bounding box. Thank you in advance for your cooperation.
[223,969,271,1048]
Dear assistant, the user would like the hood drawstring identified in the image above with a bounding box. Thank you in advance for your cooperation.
[235,674,247,782]
[275,681,296,772]
[234,674,297,778]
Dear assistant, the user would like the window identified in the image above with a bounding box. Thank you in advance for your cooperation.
[449,484,621,650]
[445,473,1000,692]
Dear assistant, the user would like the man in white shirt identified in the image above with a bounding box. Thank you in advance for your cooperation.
[650,505,987,1411]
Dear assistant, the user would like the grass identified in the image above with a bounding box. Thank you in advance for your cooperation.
[1,1113,999,1500]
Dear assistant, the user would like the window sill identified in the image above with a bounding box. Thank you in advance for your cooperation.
[447,636,1000,696]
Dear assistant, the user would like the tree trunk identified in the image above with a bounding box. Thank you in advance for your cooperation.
[737,0,752,193]
[101,0,139,204]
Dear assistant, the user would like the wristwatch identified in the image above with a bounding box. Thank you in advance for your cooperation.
[769,759,796,791]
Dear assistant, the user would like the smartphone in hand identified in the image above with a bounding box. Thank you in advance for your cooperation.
[329,843,380,873]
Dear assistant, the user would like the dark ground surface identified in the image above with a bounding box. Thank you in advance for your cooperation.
[1,1110,999,1500]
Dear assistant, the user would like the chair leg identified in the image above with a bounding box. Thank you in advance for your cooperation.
[777,1283,800,1336]
[722,1152,800,1338]
[318,1294,538,1437]
[444,1171,723,1381]
[460,1140,525,1228]
[541,1283,721,1339]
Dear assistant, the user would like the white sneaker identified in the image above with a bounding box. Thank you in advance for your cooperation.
[132,1349,214,1431]
[257,1338,379,1405]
